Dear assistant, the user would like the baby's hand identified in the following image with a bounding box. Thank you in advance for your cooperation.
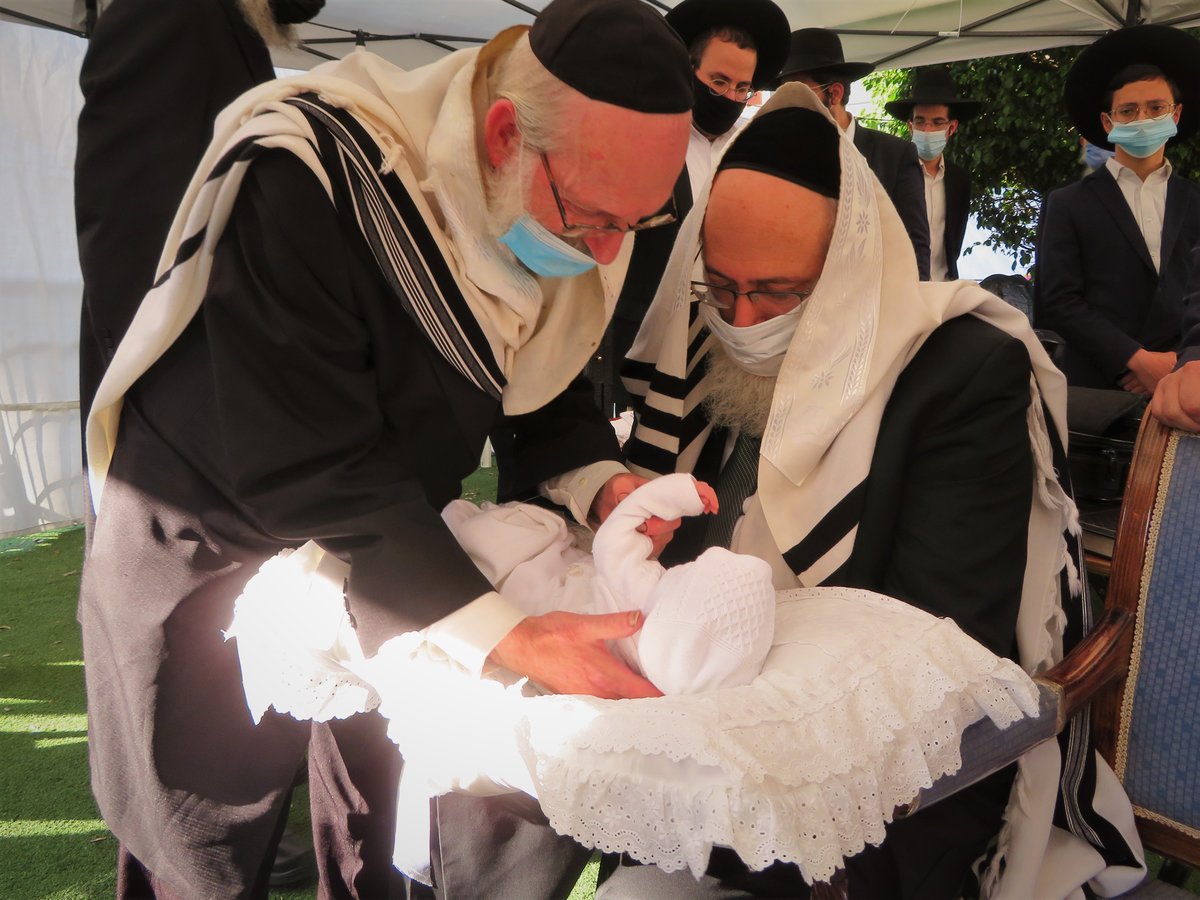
[694,479,718,515]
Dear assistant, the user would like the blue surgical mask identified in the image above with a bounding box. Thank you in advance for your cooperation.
[1106,114,1178,159]
[498,215,597,278]
[1083,142,1115,170]
[911,129,948,161]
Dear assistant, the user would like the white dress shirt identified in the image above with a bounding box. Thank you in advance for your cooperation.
[923,156,949,281]
[1105,156,1172,272]
[686,122,739,200]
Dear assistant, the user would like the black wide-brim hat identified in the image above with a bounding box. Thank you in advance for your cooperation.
[1065,24,1200,149]
[774,27,874,88]
[664,0,790,90]
[884,67,982,122]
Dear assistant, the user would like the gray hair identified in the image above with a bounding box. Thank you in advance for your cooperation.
[494,34,580,154]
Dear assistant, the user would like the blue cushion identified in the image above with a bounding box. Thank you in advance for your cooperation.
[1121,434,1200,832]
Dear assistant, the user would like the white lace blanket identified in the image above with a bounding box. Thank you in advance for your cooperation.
[225,544,1039,885]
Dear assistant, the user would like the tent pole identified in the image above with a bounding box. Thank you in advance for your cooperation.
[1124,0,1142,26]
[0,5,86,37]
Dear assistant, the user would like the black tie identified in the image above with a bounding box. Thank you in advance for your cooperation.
[702,431,761,550]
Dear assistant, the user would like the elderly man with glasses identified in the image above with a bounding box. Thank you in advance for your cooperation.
[78,0,698,896]
[1037,25,1200,392]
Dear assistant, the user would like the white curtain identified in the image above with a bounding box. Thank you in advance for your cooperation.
[0,21,87,537]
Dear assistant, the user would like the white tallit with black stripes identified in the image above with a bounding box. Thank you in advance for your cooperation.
[623,84,1145,897]
[87,45,627,511]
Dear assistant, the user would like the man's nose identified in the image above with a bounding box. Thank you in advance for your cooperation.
[584,231,626,265]
[728,294,766,328]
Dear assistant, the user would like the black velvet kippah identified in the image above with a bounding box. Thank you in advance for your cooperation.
[717,107,841,199]
[530,0,693,114]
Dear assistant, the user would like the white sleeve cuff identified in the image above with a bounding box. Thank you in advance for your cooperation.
[423,591,527,679]
[540,460,630,525]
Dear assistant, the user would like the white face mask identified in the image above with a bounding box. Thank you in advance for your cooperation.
[699,301,805,376]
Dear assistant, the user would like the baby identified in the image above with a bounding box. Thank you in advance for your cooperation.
[442,473,776,694]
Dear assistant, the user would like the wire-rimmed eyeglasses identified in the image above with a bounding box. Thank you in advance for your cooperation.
[539,153,677,238]
[690,281,811,314]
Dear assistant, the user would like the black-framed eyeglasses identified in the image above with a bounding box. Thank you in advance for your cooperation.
[698,74,756,102]
[1107,101,1176,124]
[539,153,678,238]
[690,281,811,313]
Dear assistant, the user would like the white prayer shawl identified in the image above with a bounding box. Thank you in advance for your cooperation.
[85,43,632,511]
[623,83,1146,897]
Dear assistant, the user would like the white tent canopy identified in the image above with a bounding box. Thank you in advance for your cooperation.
[5,0,1200,71]
[2,0,1200,536]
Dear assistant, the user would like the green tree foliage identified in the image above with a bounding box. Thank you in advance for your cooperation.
[864,36,1200,270]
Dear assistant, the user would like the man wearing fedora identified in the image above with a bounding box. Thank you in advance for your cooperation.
[666,0,789,199]
[777,27,931,280]
[604,0,789,409]
[1037,24,1200,392]
[887,68,980,281]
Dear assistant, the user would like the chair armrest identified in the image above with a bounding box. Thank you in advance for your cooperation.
[902,607,1134,817]
[1035,607,1134,732]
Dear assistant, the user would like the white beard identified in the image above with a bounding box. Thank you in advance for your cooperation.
[483,147,534,239]
[702,341,777,438]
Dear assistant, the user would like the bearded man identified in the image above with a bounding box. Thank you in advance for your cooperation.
[599,84,1146,899]
[79,1,694,897]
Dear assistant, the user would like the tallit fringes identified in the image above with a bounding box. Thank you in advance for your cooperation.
[376,133,406,176]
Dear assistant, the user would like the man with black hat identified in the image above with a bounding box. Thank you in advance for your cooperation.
[1037,24,1200,392]
[886,68,980,281]
[604,80,1145,900]
[79,0,695,896]
[602,0,787,411]
[776,27,932,279]
[665,0,789,199]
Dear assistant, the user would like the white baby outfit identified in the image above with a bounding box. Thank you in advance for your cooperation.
[441,472,776,694]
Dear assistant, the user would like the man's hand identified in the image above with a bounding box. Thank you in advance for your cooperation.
[489,611,663,699]
[590,472,681,557]
[1122,349,1177,395]
[1150,359,1200,432]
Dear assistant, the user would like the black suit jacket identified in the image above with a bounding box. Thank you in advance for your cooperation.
[1180,237,1200,365]
[1035,165,1200,387]
[854,123,932,280]
[942,158,972,280]
[75,0,276,423]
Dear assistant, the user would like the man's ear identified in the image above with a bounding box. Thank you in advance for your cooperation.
[947,120,958,138]
[1174,101,1184,124]
[828,82,846,108]
[1100,111,1113,135]
[483,99,521,169]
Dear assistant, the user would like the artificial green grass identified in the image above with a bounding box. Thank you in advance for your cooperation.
[0,527,112,899]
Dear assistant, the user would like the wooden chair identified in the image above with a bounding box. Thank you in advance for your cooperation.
[905,416,1200,897]
[1094,417,1200,895]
